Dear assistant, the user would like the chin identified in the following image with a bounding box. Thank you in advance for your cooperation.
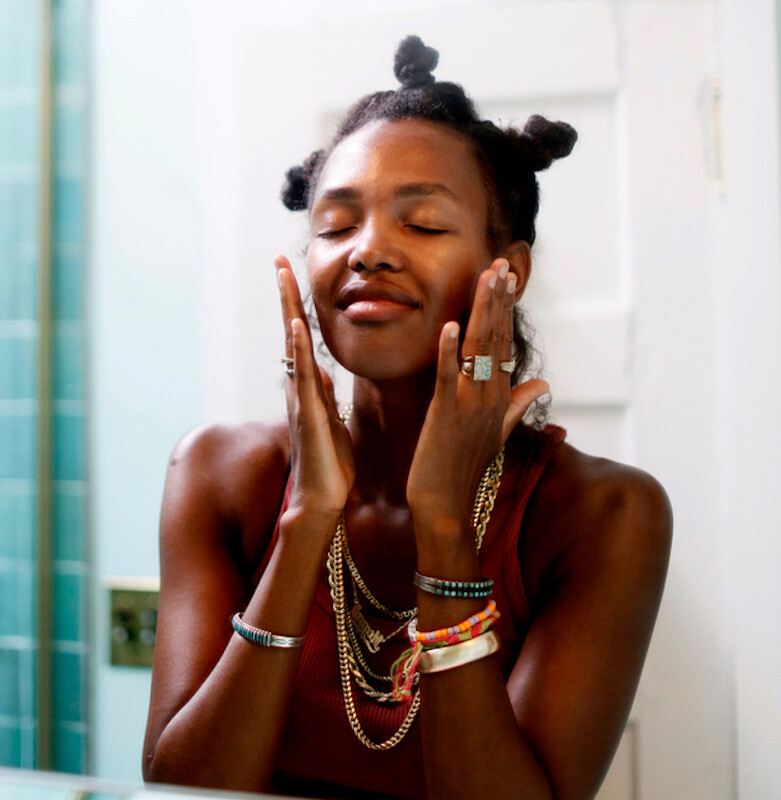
[330,346,436,384]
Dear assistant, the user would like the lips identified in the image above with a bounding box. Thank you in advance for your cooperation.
[335,280,419,323]
[336,281,419,310]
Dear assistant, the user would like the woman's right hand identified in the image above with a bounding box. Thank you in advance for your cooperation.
[275,255,355,521]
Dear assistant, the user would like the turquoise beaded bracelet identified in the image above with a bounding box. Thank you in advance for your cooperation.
[231,612,304,648]
[413,572,494,598]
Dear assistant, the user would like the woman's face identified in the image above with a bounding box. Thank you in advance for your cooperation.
[307,118,495,381]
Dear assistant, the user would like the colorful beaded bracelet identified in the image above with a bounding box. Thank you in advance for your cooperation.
[414,572,494,598]
[391,604,500,700]
[409,600,499,645]
[231,612,305,648]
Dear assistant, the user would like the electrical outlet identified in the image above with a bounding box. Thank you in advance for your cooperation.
[106,577,160,668]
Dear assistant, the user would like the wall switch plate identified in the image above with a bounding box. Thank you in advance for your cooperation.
[106,577,160,668]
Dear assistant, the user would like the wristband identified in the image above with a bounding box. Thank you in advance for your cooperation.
[417,630,501,673]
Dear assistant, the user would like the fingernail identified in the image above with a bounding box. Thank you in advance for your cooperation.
[488,274,497,290]
[498,261,509,279]
[506,274,517,293]
[448,322,459,339]
[277,270,283,288]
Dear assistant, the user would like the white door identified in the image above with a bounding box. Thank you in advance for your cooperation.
[198,2,732,797]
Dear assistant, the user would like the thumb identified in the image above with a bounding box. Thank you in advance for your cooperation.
[501,379,550,443]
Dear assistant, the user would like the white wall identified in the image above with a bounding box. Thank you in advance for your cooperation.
[716,1,781,797]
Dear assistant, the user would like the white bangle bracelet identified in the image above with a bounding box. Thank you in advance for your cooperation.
[418,630,501,674]
[231,612,305,648]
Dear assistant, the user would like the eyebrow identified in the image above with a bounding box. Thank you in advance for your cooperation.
[316,182,458,206]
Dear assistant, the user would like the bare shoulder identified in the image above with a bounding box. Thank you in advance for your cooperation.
[161,419,291,566]
[519,437,673,604]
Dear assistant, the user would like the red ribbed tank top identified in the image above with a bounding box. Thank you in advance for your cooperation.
[253,425,565,800]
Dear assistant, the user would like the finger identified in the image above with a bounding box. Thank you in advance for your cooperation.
[501,379,550,443]
[276,255,301,361]
[320,366,340,420]
[460,268,497,375]
[499,272,517,373]
[435,321,461,401]
[489,259,510,361]
[291,317,326,420]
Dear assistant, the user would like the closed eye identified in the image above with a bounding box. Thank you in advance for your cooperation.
[317,227,354,239]
[408,225,448,235]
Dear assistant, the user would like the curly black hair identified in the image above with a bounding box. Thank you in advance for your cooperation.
[281,35,577,389]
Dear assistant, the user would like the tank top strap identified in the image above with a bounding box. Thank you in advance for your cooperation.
[479,424,566,640]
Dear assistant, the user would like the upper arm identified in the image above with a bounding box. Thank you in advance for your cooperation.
[508,464,672,800]
[143,423,287,767]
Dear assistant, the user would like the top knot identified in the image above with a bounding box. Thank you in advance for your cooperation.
[394,35,439,89]
[520,115,578,171]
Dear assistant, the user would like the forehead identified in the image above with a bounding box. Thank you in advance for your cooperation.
[312,119,487,208]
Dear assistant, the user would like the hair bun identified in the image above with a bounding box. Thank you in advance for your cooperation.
[280,150,323,211]
[394,35,439,89]
[521,115,578,171]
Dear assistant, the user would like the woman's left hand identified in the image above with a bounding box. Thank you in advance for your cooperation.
[406,257,548,531]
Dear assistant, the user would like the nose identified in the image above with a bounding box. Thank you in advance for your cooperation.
[347,216,402,273]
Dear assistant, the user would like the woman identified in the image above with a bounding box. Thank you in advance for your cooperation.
[143,36,672,800]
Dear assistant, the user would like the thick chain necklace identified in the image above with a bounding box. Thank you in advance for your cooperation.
[326,420,505,750]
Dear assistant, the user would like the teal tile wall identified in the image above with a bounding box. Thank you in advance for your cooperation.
[50,0,89,775]
[0,0,42,771]
[0,0,88,773]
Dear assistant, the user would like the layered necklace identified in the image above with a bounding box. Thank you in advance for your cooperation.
[326,414,505,750]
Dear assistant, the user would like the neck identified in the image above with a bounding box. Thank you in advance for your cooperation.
[346,370,436,506]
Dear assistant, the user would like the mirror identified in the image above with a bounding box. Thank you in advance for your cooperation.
[2,2,779,798]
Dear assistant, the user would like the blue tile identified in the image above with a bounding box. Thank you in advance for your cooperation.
[52,570,83,642]
[52,411,84,481]
[0,333,37,399]
[0,411,37,480]
[0,21,38,92]
[0,245,38,320]
[0,566,18,637]
[51,724,85,774]
[0,562,34,638]
[18,647,36,720]
[53,486,85,561]
[53,326,83,402]
[51,649,83,724]
[0,647,20,716]
[0,103,38,167]
[0,719,22,767]
[53,101,85,170]
[0,484,36,558]
[52,15,86,89]
[53,245,83,321]
[0,180,38,246]
[52,178,82,245]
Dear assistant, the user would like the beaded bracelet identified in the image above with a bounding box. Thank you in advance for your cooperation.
[410,600,499,646]
[414,572,494,598]
[390,602,500,700]
[231,612,305,648]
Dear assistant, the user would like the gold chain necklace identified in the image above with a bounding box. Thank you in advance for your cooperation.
[326,425,505,750]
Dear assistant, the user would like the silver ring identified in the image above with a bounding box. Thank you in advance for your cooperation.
[498,359,515,374]
[281,357,294,378]
[460,354,492,381]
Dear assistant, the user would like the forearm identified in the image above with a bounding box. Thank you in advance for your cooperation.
[414,514,554,800]
[146,508,340,792]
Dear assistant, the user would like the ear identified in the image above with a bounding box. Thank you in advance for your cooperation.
[502,241,531,301]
